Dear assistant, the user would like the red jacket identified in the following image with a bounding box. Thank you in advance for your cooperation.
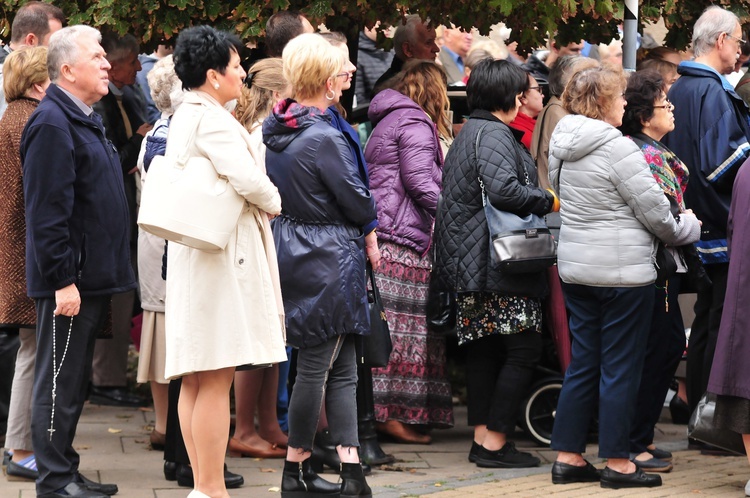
[509,111,536,151]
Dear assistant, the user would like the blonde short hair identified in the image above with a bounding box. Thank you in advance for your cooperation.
[561,66,627,121]
[3,46,48,102]
[282,33,343,101]
[147,55,182,116]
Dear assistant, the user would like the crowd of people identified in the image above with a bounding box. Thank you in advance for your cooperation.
[3,2,750,498]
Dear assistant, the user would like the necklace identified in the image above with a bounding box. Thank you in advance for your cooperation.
[49,313,73,440]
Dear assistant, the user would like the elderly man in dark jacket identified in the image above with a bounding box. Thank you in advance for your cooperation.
[21,25,136,498]
[662,6,750,416]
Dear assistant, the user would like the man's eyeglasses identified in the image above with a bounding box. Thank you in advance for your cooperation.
[654,100,675,112]
[725,32,747,45]
[527,86,541,93]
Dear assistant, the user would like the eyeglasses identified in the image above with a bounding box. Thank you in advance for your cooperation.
[335,72,352,82]
[528,86,541,93]
[725,32,747,45]
[654,100,675,112]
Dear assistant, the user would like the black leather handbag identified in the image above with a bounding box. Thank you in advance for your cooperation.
[476,124,556,274]
[362,263,393,368]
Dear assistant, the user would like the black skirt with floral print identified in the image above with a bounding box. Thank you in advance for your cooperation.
[456,292,542,346]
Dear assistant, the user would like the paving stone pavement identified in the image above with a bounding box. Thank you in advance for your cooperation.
[3,404,749,497]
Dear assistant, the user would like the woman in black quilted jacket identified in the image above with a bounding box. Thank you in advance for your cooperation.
[431,59,558,469]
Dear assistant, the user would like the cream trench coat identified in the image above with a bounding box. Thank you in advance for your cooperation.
[163,91,286,379]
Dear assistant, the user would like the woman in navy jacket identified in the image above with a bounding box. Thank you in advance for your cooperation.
[263,33,377,498]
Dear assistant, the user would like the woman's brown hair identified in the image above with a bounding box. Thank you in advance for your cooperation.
[389,59,452,139]
[561,65,627,121]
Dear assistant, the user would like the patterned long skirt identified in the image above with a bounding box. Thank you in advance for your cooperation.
[371,241,454,428]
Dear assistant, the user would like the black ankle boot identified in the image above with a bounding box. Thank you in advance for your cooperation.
[339,462,372,498]
[311,430,340,473]
[281,459,340,497]
[310,430,372,476]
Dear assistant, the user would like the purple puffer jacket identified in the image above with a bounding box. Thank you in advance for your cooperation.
[364,89,443,254]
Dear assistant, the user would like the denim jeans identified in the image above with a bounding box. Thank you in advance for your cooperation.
[550,284,653,459]
[287,334,359,452]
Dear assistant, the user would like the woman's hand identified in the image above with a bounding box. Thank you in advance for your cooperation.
[365,231,381,270]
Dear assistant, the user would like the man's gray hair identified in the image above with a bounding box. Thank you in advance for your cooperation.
[47,25,101,82]
[101,33,139,64]
[692,6,739,57]
[393,14,429,60]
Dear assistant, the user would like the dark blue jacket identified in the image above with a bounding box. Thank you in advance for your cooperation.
[263,99,377,349]
[21,84,136,298]
[325,105,378,234]
[663,61,750,264]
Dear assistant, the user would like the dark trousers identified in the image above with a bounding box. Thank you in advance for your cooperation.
[0,327,20,440]
[630,277,685,453]
[31,296,109,495]
[551,284,653,458]
[464,330,542,434]
[287,334,358,451]
[164,378,189,465]
[686,263,729,413]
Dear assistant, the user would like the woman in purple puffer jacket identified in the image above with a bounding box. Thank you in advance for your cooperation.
[364,60,454,444]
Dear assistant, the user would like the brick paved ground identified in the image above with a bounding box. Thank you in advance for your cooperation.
[3,404,748,497]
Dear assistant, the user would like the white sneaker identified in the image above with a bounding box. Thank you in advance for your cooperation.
[744,478,750,497]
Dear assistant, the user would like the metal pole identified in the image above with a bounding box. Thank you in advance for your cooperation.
[623,0,639,72]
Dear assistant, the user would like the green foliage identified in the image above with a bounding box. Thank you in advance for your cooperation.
[1,0,749,52]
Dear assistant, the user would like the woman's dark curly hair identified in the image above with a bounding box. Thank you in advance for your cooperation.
[173,25,243,90]
[620,69,665,136]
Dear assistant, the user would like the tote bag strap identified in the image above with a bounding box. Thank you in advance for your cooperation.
[168,108,207,169]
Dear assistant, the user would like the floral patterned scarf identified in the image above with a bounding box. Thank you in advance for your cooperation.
[629,133,689,210]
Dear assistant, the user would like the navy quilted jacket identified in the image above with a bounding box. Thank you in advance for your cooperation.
[432,110,554,296]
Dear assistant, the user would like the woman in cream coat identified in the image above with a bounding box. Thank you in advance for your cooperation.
[164,26,286,498]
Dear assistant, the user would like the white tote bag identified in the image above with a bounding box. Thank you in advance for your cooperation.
[138,112,244,252]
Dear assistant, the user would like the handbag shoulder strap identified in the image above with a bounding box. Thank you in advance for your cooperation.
[169,107,207,167]
[474,122,491,201]
[474,121,530,202]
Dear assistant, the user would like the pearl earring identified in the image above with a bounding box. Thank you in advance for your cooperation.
[214,83,220,90]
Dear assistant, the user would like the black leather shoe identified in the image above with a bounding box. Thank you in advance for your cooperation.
[89,386,148,407]
[600,466,662,489]
[311,430,371,475]
[77,472,118,495]
[551,460,600,484]
[175,463,244,489]
[39,481,108,498]
[468,441,480,463]
[474,442,540,468]
[163,461,177,481]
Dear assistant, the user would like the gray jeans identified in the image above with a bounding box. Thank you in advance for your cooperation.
[287,334,359,452]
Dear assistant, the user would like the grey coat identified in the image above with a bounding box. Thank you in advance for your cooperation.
[548,114,701,287]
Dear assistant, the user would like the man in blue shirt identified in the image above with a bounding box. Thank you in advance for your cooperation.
[438,24,472,85]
